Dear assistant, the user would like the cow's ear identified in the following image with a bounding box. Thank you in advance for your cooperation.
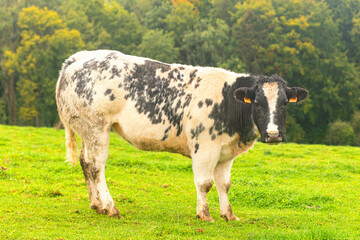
[286,87,308,103]
[234,87,255,104]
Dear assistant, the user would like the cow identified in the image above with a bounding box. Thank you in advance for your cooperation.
[56,50,308,222]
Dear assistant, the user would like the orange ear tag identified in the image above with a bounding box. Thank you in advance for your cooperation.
[244,97,252,104]
[289,97,298,103]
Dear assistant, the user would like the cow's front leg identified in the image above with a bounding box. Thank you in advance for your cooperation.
[214,159,239,221]
[192,145,221,222]
[80,132,120,218]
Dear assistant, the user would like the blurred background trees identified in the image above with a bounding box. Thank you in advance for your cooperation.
[0,0,359,146]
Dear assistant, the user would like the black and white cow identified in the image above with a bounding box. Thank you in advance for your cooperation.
[56,50,308,222]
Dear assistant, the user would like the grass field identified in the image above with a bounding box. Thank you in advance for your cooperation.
[1,124,360,239]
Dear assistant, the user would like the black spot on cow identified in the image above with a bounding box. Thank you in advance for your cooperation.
[63,57,76,70]
[118,83,123,88]
[194,77,201,88]
[122,60,190,136]
[147,61,171,73]
[110,94,116,101]
[211,134,216,140]
[161,126,172,141]
[198,101,203,108]
[124,63,129,71]
[208,76,257,144]
[99,60,110,73]
[104,89,112,96]
[184,94,192,107]
[110,65,122,79]
[191,123,205,140]
[205,99,213,107]
[168,68,183,81]
[189,70,197,84]
[71,58,105,105]
[209,126,213,135]
[105,52,118,60]
[194,143,199,154]
[72,70,95,104]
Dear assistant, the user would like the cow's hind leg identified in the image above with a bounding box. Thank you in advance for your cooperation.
[213,159,239,221]
[80,128,120,218]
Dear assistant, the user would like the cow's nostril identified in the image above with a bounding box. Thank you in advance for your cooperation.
[267,131,279,138]
[266,131,282,143]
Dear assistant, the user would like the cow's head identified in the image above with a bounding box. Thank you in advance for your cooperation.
[234,75,308,144]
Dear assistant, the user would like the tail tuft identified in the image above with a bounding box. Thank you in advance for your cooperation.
[65,127,78,165]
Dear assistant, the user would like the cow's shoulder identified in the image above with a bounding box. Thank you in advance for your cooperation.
[203,73,257,143]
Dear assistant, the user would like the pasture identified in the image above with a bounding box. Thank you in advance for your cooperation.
[1,124,360,239]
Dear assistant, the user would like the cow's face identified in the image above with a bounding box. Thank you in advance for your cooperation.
[234,75,308,144]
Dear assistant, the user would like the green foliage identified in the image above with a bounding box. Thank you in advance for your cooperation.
[133,29,179,63]
[0,0,360,145]
[61,0,143,53]
[285,115,305,143]
[165,1,199,44]
[181,18,230,66]
[3,6,84,126]
[351,111,360,134]
[1,125,360,239]
[351,112,360,145]
[210,0,235,25]
[325,121,355,146]
[144,1,173,30]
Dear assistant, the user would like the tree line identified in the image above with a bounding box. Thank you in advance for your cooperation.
[0,0,360,145]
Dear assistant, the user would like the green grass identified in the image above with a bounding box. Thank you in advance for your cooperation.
[1,124,360,239]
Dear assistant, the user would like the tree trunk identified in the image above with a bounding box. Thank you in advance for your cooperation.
[8,74,17,125]
[35,114,39,127]
[1,59,17,125]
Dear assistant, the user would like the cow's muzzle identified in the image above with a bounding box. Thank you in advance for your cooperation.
[264,131,283,144]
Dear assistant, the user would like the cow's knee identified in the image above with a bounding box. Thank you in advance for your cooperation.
[196,179,213,194]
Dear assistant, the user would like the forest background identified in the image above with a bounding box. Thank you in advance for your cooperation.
[1,0,360,145]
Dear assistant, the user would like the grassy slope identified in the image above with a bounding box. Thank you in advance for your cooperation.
[0,124,360,239]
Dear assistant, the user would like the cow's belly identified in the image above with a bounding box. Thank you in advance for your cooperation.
[111,104,191,157]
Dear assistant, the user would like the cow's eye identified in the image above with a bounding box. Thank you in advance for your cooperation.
[283,102,288,107]
[255,103,260,108]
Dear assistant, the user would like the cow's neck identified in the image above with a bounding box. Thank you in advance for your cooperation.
[209,81,257,145]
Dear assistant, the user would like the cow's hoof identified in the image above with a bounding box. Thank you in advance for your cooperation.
[196,214,215,222]
[108,206,121,218]
[90,204,100,212]
[221,213,239,222]
[91,204,121,218]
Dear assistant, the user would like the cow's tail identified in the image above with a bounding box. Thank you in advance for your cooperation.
[65,127,78,165]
